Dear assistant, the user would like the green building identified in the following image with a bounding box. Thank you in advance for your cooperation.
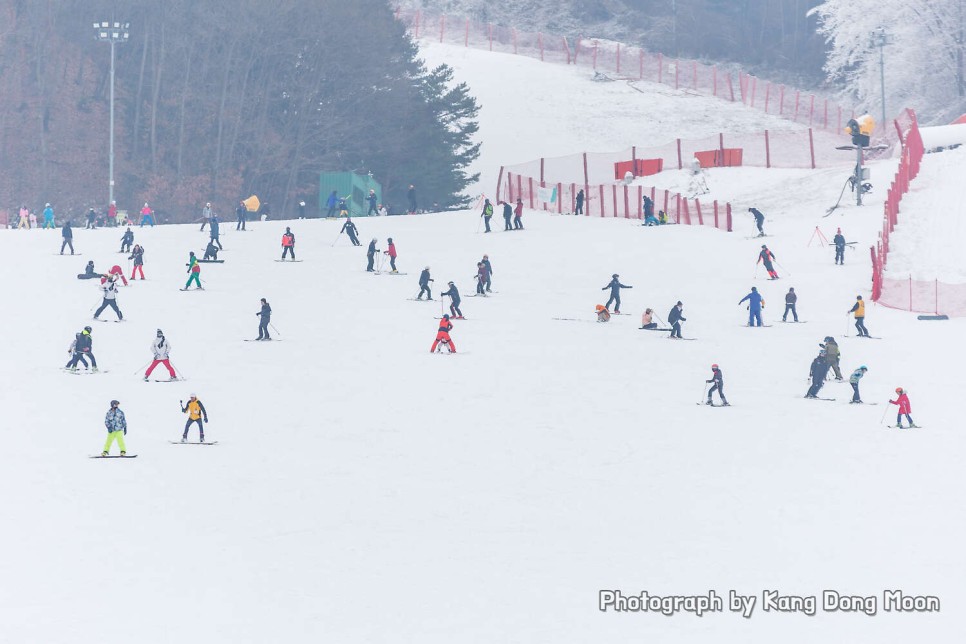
[319,171,382,216]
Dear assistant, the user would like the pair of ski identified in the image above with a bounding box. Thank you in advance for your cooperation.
[274,259,303,263]
[372,271,408,275]
[64,368,110,375]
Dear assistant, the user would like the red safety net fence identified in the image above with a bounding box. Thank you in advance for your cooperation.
[501,171,732,232]
[869,109,966,316]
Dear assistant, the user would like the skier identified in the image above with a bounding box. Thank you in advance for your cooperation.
[338,196,349,217]
[325,190,338,218]
[601,274,632,314]
[783,287,798,322]
[66,332,91,371]
[824,336,843,380]
[502,201,513,231]
[642,195,655,223]
[101,264,129,287]
[805,350,830,398]
[67,326,96,371]
[758,244,779,279]
[668,301,686,339]
[77,260,100,280]
[430,315,456,353]
[180,394,209,442]
[481,254,493,292]
[575,189,584,215]
[185,252,203,290]
[481,199,494,233]
[848,295,870,337]
[441,281,463,318]
[256,298,272,340]
[475,262,489,295]
[849,365,868,403]
[833,228,846,265]
[366,190,378,216]
[201,202,212,231]
[366,238,380,272]
[144,329,177,380]
[203,240,220,261]
[235,201,247,230]
[342,218,361,246]
[595,304,611,322]
[705,364,729,405]
[17,205,28,229]
[120,227,134,253]
[407,184,417,213]
[86,208,97,230]
[640,308,657,329]
[210,215,223,250]
[514,198,524,229]
[748,207,766,236]
[139,203,154,227]
[738,286,765,327]
[281,227,296,260]
[101,400,127,457]
[93,276,123,320]
[60,220,74,255]
[889,388,917,428]
[108,201,118,226]
[43,203,55,228]
[417,267,434,300]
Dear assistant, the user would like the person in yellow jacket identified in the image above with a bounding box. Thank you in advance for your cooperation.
[848,295,870,337]
[180,394,209,443]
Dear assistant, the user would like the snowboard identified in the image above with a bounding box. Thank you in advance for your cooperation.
[244,338,281,342]
[696,402,732,407]
[667,337,697,341]
[90,454,137,459]
[179,288,204,291]
[803,397,836,401]
[407,298,435,302]
[373,271,408,275]
[168,441,219,445]
[54,253,83,256]
[778,320,807,323]
[741,324,773,328]
[197,259,224,264]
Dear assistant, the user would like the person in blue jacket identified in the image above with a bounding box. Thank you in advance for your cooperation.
[738,286,765,327]
[326,190,338,218]
[602,274,632,314]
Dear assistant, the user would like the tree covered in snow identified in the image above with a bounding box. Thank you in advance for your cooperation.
[810,0,966,123]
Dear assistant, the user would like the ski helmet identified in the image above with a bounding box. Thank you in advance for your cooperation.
[761,244,767,249]
[751,286,757,291]
[711,363,719,369]
[372,238,377,242]
[448,281,454,285]
[157,329,164,336]
[443,314,450,319]
[612,273,619,278]
[189,393,197,398]
[860,365,868,371]
[424,266,430,271]
[83,326,92,333]
[895,387,903,393]
[110,400,119,406]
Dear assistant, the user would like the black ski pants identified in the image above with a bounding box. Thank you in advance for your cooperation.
[854,317,869,336]
[806,378,824,397]
[61,238,74,254]
[835,246,845,264]
[707,383,727,403]
[670,321,682,338]
[183,418,205,440]
[367,254,375,271]
[67,352,95,369]
[282,246,295,259]
[94,299,122,320]
[258,318,271,340]
[418,285,432,299]
[449,300,462,317]
[605,293,621,311]
[783,303,798,322]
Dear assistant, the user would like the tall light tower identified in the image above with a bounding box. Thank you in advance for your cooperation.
[93,21,130,207]
[870,27,893,128]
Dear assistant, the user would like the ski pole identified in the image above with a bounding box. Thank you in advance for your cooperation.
[170,362,188,379]
[774,260,791,276]
[132,360,152,375]
[880,404,890,425]
[753,263,759,280]
[331,229,343,247]
[845,313,850,337]
[698,381,707,404]
[270,322,282,336]
[475,216,482,234]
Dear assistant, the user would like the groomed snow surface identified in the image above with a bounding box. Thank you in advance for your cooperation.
[1,194,963,643]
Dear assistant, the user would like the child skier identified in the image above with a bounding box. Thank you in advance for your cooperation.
[185,252,203,290]
[67,327,96,371]
[441,281,463,319]
[738,286,765,327]
[384,238,398,273]
[889,388,917,428]
[101,399,128,456]
[256,298,272,340]
[849,366,868,403]
[418,267,434,300]
[430,315,457,353]
[748,207,766,236]
[203,241,219,261]
[93,276,123,320]
[181,394,209,442]
[595,305,611,322]
[120,227,134,253]
[848,295,870,337]
[706,364,729,405]
[338,196,349,218]
[475,262,489,295]
[602,274,632,314]
[281,227,296,260]
[758,245,778,279]
[144,329,177,381]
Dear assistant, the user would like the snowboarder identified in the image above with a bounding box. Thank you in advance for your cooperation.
[706,364,729,405]
[595,304,611,322]
[201,202,212,231]
[43,203,55,228]
[139,203,154,227]
[366,190,378,216]
[326,190,338,218]
[441,281,463,318]
[824,336,843,380]
[833,228,846,265]
[481,199,494,233]
[805,351,830,398]
[185,252,203,290]
[514,198,524,229]
[67,326,97,371]
[60,220,74,255]
[602,274,632,314]
[889,388,917,428]
[641,308,658,329]
[120,227,134,253]
[366,238,380,272]
[210,215,223,250]
[101,400,127,456]
[77,261,100,280]
[145,329,177,380]
[235,201,247,230]
[475,262,490,295]
[202,240,220,261]
[256,298,272,340]
[407,184,417,213]
[418,267,434,300]
[281,227,296,260]
[668,301,686,339]
[93,276,123,320]
[342,218,360,246]
[749,207,766,236]
[738,286,765,327]
[758,245,779,279]
[431,315,456,353]
[849,365,867,403]
[180,394,209,442]
[783,287,798,322]
[481,255,493,292]
[384,238,398,273]
[575,189,584,215]
[86,208,97,230]
[848,295,870,337]
[502,201,513,231]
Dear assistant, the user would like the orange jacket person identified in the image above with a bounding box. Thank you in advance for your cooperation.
[431,315,457,353]
[281,227,296,260]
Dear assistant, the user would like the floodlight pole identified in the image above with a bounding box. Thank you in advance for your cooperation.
[94,21,130,207]
[871,28,890,128]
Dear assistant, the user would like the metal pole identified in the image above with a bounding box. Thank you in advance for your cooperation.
[109,39,116,206]
[879,40,886,127]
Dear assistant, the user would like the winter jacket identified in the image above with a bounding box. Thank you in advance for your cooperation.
[121,230,134,244]
[833,233,846,249]
[482,258,493,276]
[102,281,118,300]
[386,242,397,258]
[825,340,840,363]
[152,336,171,360]
[809,356,830,381]
[477,265,490,281]
[326,192,338,208]
[419,269,432,286]
[258,303,272,321]
[641,311,653,326]
[890,393,911,414]
[44,206,54,221]
[482,202,493,218]
[367,193,378,207]
[438,319,453,333]
[576,190,585,206]
[706,368,723,386]
[84,262,97,277]
[750,207,765,223]
[442,285,461,303]
[643,196,654,218]
[758,249,775,265]
[105,408,127,433]
[514,202,523,217]
[850,300,866,317]
[188,256,200,273]
[668,305,685,325]
[849,368,865,385]
[129,248,144,266]
[75,332,93,353]
[785,291,797,304]
[183,399,208,421]
[602,277,631,294]
[282,232,295,247]
[62,223,73,239]
[202,205,212,220]
[367,241,379,256]
[738,291,764,311]
[210,219,220,237]
[502,203,512,219]
[342,221,357,234]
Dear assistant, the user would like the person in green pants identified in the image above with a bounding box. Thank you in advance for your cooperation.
[102,400,127,456]
[184,251,203,290]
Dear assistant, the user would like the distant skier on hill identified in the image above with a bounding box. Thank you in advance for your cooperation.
[514,199,524,229]
[783,287,798,322]
[502,201,513,231]
[705,364,729,405]
[236,201,247,230]
[93,276,124,320]
[481,255,493,292]
[60,220,74,255]
[281,227,296,260]
[407,184,417,213]
[668,301,686,339]
[805,351,830,398]
[575,189,585,215]
[342,218,361,246]
[738,286,765,327]
[256,298,272,340]
[201,202,212,231]
[475,262,489,295]
[184,252,203,290]
[848,295,870,337]
[338,197,349,218]
[758,244,778,279]
[384,238,398,273]
[43,203,55,229]
[602,274,632,314]
[441,281,463,319]
[481,199,494,233]
[101,400,127,457]
[366,190,378,216]
[144,329,177,381]
[326,190,338,218]
[418,267,434,300]
[120,227,134,253]
[86,208,97,230]
[181,394,209,442]
[210,215,223,250]
[139,203,154,227]
[431,315,456,353]
[66,326,96,371]
[849,365,867,403]
[833,228,846,265]
[749,207,766,236]
[889,388,917,428]
[642,195,655,225]
[366,238,380,272]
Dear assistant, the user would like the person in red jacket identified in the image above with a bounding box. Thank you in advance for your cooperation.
[889,388,917,428]
[430,314,456,353]
[513,198,524,230]
[384,237,398,273]
[281,227,296,260]
[758,245,778,279]
[101,264,129,286]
